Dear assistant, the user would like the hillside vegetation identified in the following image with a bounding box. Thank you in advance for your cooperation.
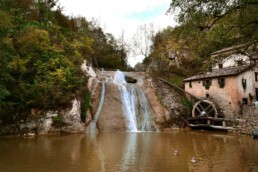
[0,0,128,123]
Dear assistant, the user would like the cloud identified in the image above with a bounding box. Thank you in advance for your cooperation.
[59,0,174,36]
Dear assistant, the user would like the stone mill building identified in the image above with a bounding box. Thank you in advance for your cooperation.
[184,44,258,119]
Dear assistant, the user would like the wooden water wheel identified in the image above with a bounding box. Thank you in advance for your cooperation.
[192,100,218,118]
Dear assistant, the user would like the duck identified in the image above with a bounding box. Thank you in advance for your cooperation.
[191,156,197,163]
[173,150,178,156]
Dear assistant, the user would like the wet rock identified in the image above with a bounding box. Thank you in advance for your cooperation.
[97,83,126,132]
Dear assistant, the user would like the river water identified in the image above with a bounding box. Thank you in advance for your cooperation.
[0,130,258,172]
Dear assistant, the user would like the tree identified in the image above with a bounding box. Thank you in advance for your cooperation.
[167,0,258,50]
[37,0,58,23]
[132,24,155,59]
[117,30,130,68]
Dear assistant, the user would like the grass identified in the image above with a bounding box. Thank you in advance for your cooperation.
[167,75,184,88]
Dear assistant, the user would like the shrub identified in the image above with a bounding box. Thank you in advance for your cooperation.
[52,114,62,125]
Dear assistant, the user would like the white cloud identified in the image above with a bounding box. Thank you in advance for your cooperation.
[59,0,176,67]
[60,0,174,37]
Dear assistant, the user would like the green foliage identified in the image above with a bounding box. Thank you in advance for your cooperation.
[52,114,64,127]
[168,75,184,88]
[167,0,258,54]
[52,114,62,123]
[81,90,91,122]
[181,97,193,116]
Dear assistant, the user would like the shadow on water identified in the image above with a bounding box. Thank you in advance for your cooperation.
[0,130,258,172]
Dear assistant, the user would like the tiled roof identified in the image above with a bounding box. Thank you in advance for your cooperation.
[184,65,253,82]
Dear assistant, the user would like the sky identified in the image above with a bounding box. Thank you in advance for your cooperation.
[58,0,176,67]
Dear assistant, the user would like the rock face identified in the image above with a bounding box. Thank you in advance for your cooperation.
[0,99,86,135]
[97,83,126,132]
[61,99,85,133]
[142,78,170,124]
[151,78,190,128]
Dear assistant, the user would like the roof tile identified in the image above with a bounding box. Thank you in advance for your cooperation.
[184,65,252,82]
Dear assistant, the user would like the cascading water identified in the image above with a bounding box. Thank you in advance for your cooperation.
[113,70,157,132]
[114,70,138,132]
[87,81,105,133]
[135,87,156,131]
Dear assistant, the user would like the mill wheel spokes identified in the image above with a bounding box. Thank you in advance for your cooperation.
[192,100,217,118]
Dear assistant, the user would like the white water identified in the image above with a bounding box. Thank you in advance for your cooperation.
[114,70,138,132]
[87,81,105,133]
[136,87,156,131]
[113,70,156,132]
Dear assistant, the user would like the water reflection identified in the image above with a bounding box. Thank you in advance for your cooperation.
[0,130,258,172]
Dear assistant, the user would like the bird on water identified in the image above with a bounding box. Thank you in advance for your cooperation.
[173,150,178,156]
[191,156,197,163]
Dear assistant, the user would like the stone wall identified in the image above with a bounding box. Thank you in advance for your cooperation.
[236,106,258,134]
[151,78,190,128]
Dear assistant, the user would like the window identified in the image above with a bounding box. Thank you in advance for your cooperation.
[189,81,192,88]
[256,88,258,101]
[242,79,247,90]
[203,79,211,90]
[218,78,225,88]
[255,72,258,82]
[242,98,248,105]
[219,64,223,69]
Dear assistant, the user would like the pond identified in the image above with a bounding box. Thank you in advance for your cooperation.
[0,130,258,172]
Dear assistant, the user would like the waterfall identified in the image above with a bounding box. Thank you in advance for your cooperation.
[114,70,138,132]
[135,87,157,131]
[113,70,156,132]
[87,81,105,133]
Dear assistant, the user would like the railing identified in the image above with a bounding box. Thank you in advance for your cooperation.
[159,77,200,101]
